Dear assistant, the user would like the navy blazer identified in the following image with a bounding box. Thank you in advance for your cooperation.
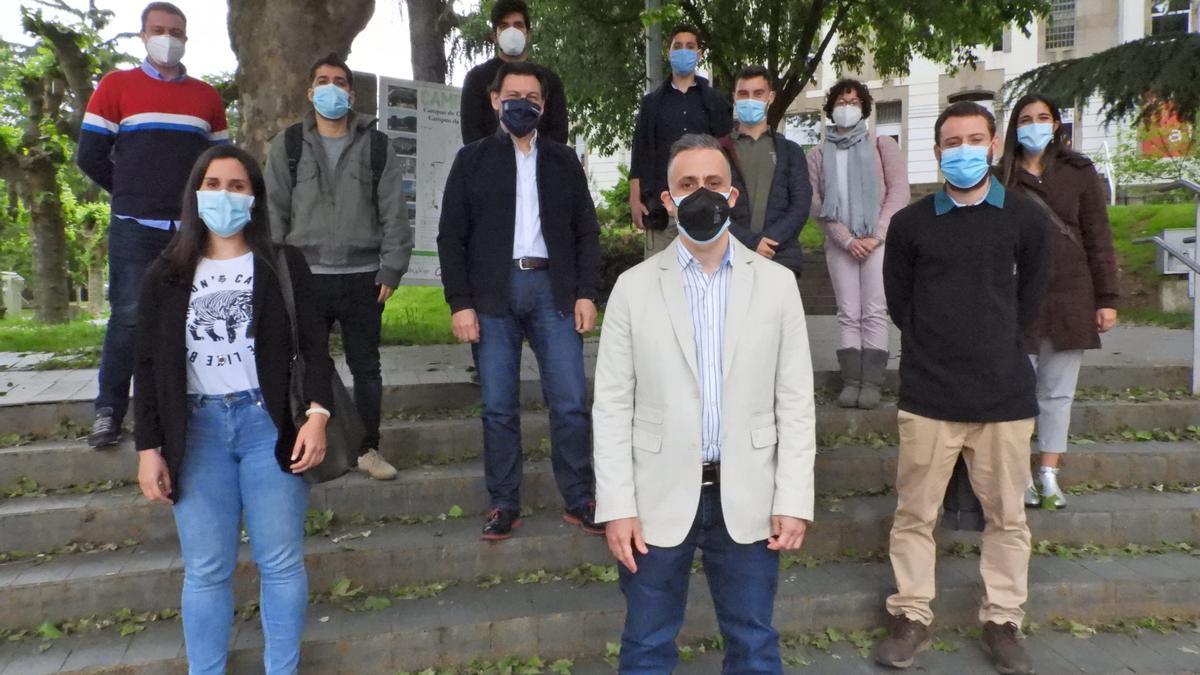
[436,130,602,316]
[725,131,813,273]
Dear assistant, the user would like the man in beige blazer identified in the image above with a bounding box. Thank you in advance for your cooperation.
[594,133,817,674]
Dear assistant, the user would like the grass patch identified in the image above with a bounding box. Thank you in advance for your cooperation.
[380,286,455,346]
[0,313,105,355]
[1120,307,1192,329]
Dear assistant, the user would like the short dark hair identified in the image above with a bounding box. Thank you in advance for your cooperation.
[141,2,186,30]
[934,101,997,145]
[491,0,531,30]
[735,65,775,91]
[309,52,354,87]
[668,23,704,50]
[667,133,730,173]
[488,60,546,96]
[822,79,873,121]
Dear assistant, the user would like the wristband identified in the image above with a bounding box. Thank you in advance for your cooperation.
[305,407,331,418]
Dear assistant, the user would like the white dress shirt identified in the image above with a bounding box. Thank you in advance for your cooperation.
[512,134,549,259]
[676,239,734,463]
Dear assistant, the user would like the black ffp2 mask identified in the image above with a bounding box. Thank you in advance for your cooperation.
[672,188,732,244]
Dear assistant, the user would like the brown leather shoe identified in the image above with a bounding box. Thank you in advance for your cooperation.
[872,613,931,669]
[981,621,1035,675]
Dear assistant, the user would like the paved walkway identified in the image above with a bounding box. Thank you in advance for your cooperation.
[0,317,1191,407]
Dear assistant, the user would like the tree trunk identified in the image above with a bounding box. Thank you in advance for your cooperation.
[25,156,70,324]
[86,229,107,317]
[406,0,455,84]
[228,0,376,160]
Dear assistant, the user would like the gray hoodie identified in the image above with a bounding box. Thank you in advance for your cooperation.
[266,110,414,287]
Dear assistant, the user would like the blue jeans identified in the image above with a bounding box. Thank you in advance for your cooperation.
[473,269,594,511]
[618,491,782,674]
[97,216,175,422]
[173,389,309,675]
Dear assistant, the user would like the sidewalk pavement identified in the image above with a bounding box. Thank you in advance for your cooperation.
[0,317,1190,408]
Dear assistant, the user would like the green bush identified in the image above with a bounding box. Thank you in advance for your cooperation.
[600,226,644,303]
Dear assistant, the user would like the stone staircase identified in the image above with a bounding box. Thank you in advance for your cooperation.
[1,365,1200,673]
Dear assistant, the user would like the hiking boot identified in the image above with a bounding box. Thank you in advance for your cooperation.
[356,449,397,481]
[981,621,1035,675]
[1024,481,1041,508]
[858,348,889,409]
[87,408,120,448]
[563,501,605,535]
[872,613,931,669]
[481,508,522,541]
[835,348,862,408]
[1037,467,1067,510]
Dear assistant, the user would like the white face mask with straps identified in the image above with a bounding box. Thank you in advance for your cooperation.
[146,34,185,67]
[832,104,862,128]
[497,27,527,56]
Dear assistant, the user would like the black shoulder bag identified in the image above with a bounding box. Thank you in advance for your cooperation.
[274,249,362,484]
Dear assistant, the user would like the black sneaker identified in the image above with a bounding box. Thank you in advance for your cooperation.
[563,501,605,535]
[87,408,121,448]
[481,508,522,541]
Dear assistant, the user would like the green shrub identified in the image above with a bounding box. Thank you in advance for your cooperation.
[600,227,644,303]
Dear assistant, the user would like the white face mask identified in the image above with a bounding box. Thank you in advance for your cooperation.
[498,26,527,57]
[146,34,185,67]
[832,104,862,129]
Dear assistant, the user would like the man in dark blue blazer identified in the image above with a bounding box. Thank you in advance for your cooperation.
[722,65,812,280]
[437,61,603,541]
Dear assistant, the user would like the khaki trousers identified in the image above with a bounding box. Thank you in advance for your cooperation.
[644,224,678,259]
[885,411,1035,626]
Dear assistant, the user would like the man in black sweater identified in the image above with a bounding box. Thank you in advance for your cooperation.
[438,61,602,542]
[459,0,568,145]
[872,102,1050,675]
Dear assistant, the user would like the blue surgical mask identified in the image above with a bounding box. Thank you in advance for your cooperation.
[735,99,767,125]
[197,190,255,238]
[1017,122,1054,152]
[312,83,350,120]
[939,144,991,189]
[669,49,698,76]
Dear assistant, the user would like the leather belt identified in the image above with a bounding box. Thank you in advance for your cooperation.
[701,462,720,488]
[513,257,549,270]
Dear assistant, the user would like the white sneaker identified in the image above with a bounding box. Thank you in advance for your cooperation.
[1038,467,1067,510]
[356,449,398,481]
[1023,481,1040,508]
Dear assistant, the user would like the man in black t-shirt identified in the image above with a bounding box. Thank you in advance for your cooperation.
[459,0,568,145]
[873,102,1050,675]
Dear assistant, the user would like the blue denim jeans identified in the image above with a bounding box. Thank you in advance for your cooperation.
[96,216,175,422]
[472,269,594,511]
[173,389,309,675]
[618,491,782,674]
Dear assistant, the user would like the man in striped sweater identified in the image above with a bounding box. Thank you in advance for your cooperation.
[77,2,229,448]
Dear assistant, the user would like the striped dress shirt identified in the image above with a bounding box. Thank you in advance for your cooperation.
[676,240,734,463]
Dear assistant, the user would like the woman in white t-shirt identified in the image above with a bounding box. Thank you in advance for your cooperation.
[134,144,333,675]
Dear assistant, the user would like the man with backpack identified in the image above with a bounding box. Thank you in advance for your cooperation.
[266,52,413,481]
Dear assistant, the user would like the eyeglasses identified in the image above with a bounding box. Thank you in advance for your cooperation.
[836,99,862,107]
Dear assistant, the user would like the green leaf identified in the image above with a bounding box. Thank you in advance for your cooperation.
[549,658,574,674]
[119,622,144,637]
[447,504,465,519]
[931,639,960,652]
[35,620,62,640]
[363,595,391,611]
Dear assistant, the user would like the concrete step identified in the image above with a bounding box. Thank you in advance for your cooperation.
[5,397,1200,490]
[2,552,1199,674]
[0,362,1190,439]
[2,489,1198,632]
[5,440,1200,554]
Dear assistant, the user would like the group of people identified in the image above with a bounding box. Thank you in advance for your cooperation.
[74,0,1121,673]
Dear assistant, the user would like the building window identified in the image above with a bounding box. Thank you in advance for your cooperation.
[874,101,903,146]
[784,112,822,149]
[1045,0,1075,49]
[1152,0,1191,35]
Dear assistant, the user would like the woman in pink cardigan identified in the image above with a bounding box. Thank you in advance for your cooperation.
[807,79,910,409]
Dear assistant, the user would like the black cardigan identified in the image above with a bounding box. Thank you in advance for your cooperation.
[436,130,602,316]
[460,57,569,145]
[134,245,334,499]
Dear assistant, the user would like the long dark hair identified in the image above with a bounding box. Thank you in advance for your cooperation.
[998,93,1080,186]
[158,144,275,284]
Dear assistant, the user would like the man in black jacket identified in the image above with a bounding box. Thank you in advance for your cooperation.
[629,23,733,258]
[459,0,568,145]
[723,65,812,280]
[438,61,602,542]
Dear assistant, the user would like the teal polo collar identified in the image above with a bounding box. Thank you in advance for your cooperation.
[933,178,1006,216]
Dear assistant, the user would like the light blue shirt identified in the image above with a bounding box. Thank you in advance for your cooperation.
[676,239,734,463]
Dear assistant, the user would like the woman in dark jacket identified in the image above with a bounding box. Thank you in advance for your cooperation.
[134,144,333,675]
[999,94,1120,510]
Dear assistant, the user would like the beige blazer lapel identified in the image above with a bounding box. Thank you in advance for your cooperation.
[722,241,755,374]
[657,240,700,384]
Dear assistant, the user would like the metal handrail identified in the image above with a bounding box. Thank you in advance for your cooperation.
[1132,236,1200,276]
